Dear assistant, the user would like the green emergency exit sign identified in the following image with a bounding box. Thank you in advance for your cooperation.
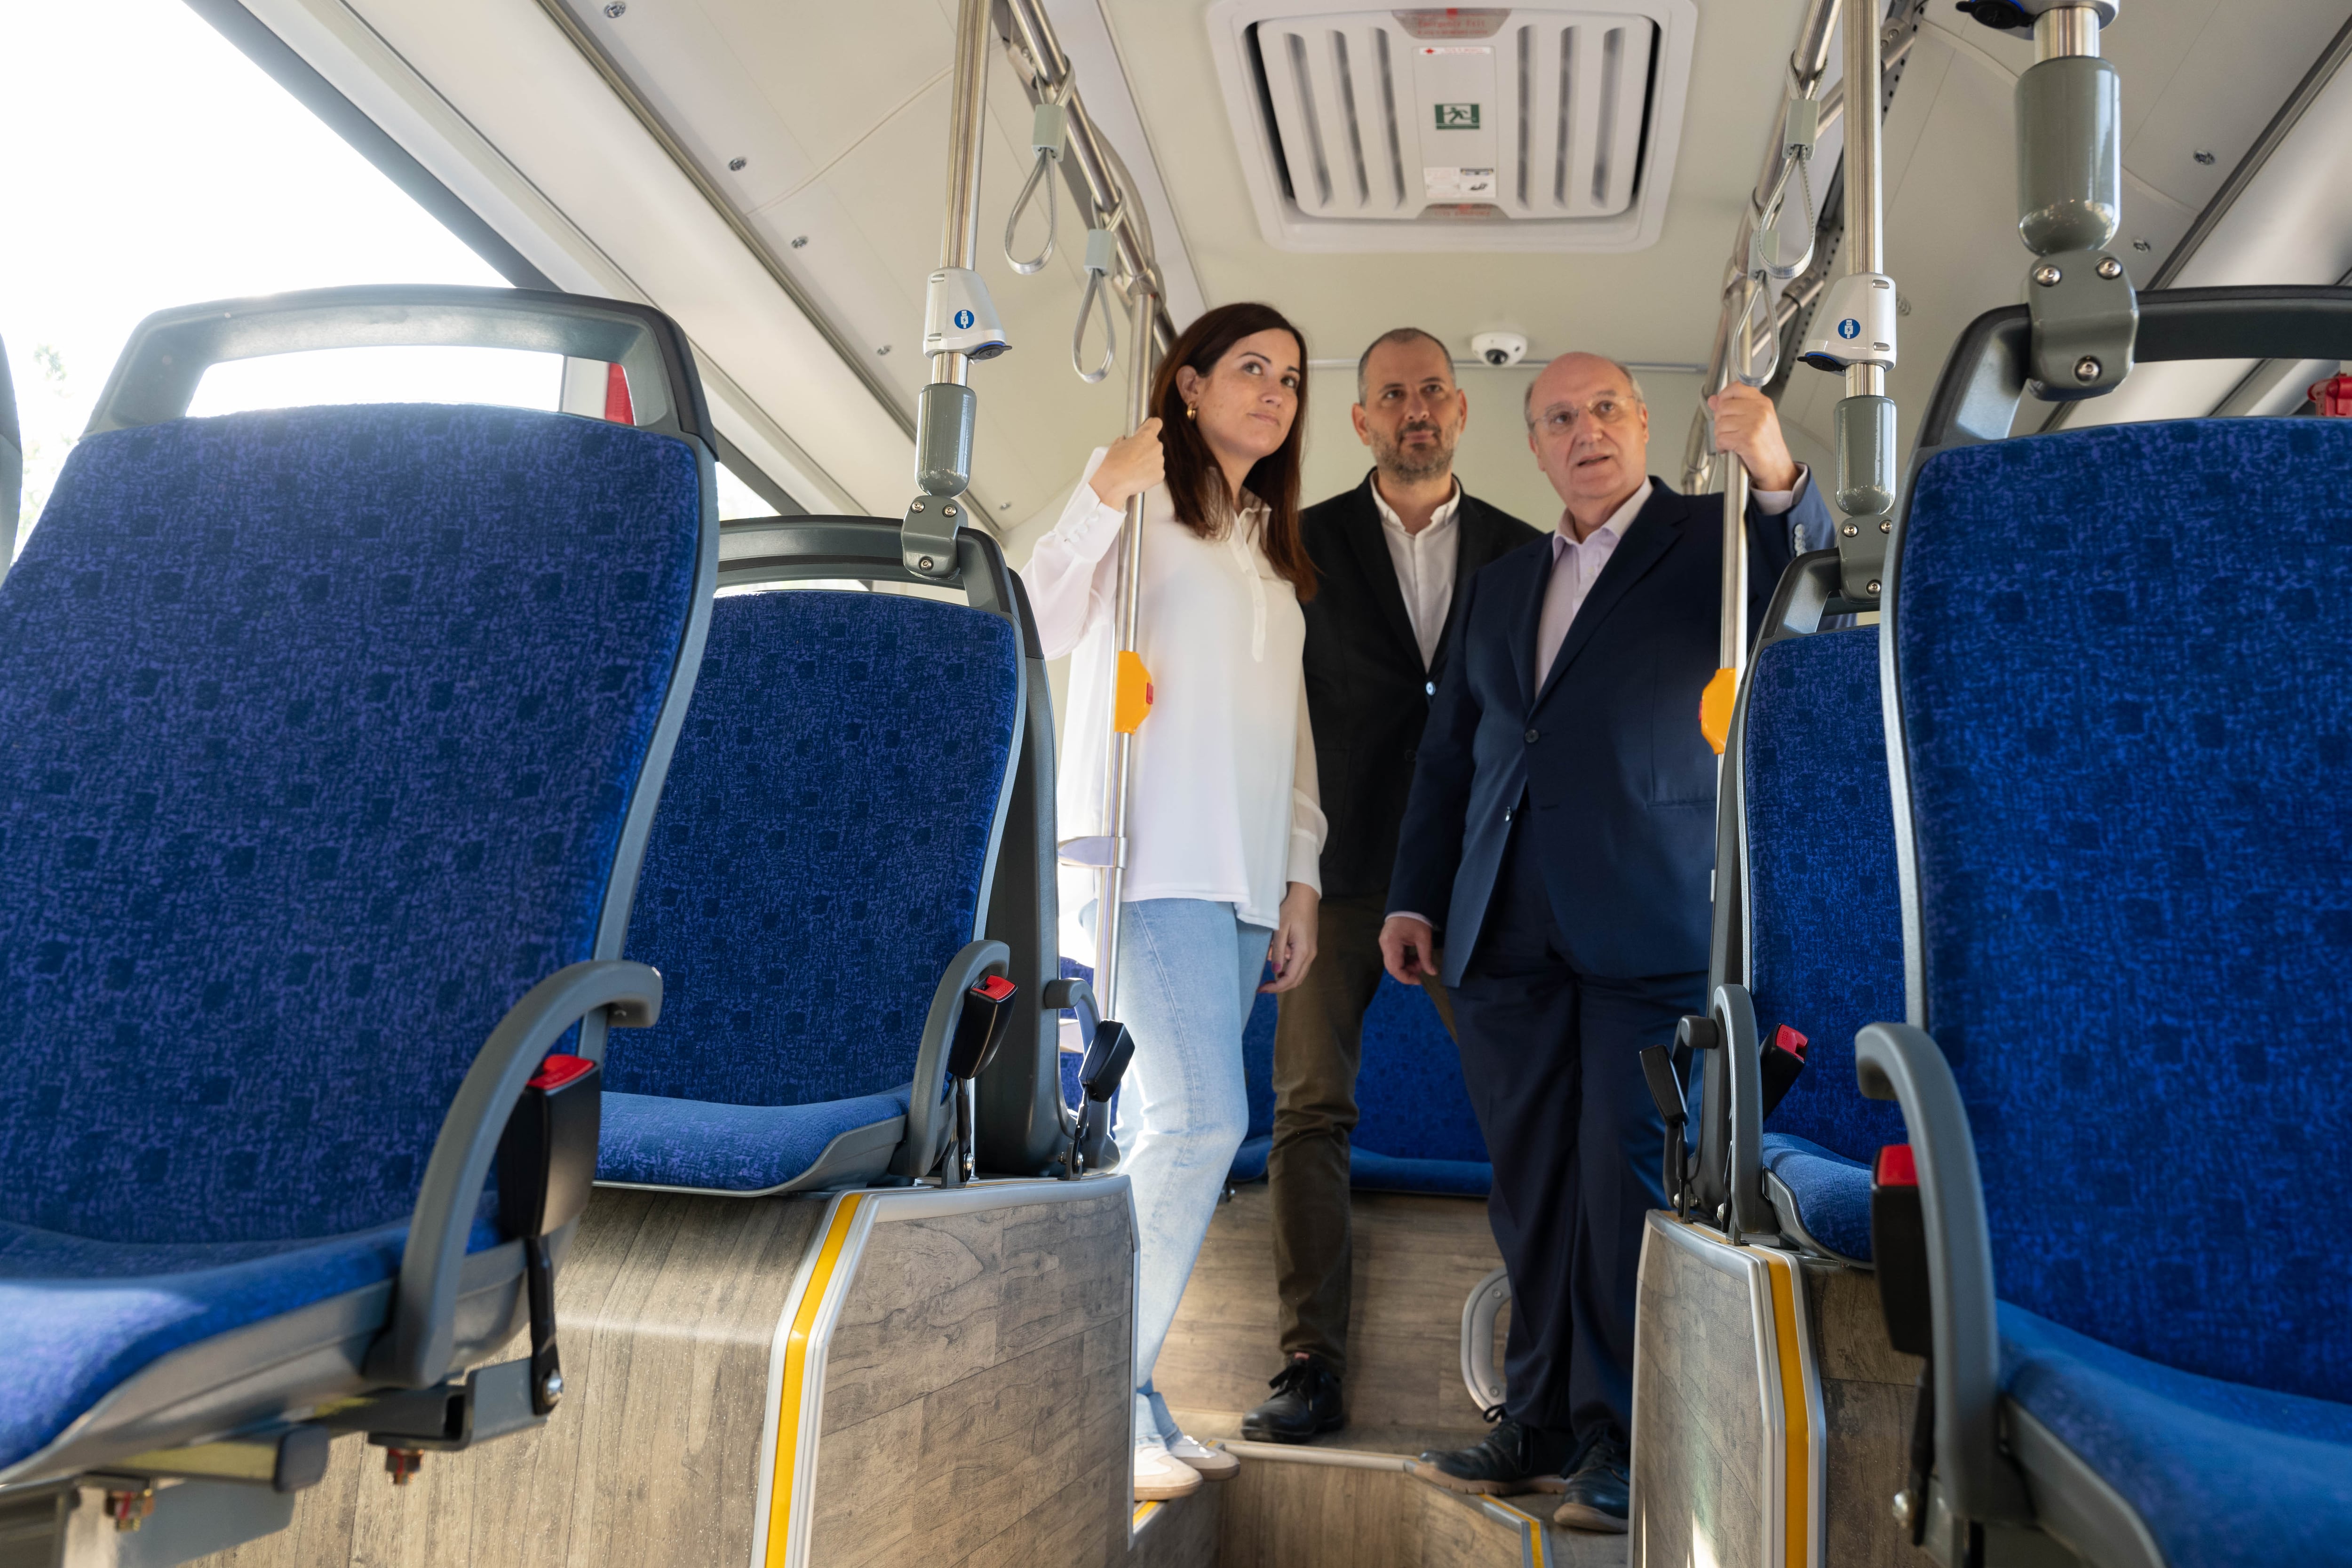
[1434,103,1481,129]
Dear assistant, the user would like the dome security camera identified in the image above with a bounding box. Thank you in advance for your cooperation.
[1470,332,1529,368]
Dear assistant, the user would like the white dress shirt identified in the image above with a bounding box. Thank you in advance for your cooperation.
[1369,478,1462,670]
[1024,450,1327,951]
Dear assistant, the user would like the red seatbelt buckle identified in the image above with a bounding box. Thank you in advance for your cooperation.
[948,975,1019,1081]
[497,1054,602,1242]
[1871,1143,1931,1356]
[1759,1024,1809,1117]
[2309,373,2352,417]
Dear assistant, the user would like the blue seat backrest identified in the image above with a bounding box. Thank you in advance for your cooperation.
[1237,975,1486,1167]
[1744,626,1908,1163]
[0,406,704,1246]
[1894,418,2352,1405]
[612,589,1020,1107]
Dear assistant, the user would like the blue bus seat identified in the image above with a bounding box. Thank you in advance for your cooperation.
[0,393,709,1484]
[1229,973,1489,1197]
[1876,417,2352,1566]
[597,587,1023,1193]
[1741,625,1907,1259]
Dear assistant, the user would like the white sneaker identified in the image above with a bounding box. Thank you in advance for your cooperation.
[1167,1433,1239,1481]
[1134,1438,1204,1501]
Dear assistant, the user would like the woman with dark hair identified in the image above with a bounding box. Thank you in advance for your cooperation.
[1025,302,1325,1502]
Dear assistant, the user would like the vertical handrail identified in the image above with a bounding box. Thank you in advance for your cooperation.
[934,0,991,395]
[1843,0,1887,417]
[1094,279,1160,1019]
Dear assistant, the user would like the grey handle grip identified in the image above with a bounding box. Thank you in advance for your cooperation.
[1915,284,2352,460]
[84,284,714,449]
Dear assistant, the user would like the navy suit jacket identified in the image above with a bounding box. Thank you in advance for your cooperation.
[1390,476,1833,984]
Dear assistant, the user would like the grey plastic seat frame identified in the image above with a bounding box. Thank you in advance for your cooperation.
[0,286,719,1515]
[0,334,20,555]
[675,514,1076,1188]
[1859,285,2352,1568]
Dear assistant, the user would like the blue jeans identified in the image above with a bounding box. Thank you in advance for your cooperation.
[1111,898,1270,1445]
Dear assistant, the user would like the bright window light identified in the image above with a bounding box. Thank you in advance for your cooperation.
[190,347,564,419]
[0,0,783,541]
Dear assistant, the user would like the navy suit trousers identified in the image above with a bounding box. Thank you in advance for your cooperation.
[1449,823,1699,1443]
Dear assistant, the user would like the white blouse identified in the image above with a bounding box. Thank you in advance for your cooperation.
[1024,448,1325,945]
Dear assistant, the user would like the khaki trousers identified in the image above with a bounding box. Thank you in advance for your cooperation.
[1268,891,1458,1376]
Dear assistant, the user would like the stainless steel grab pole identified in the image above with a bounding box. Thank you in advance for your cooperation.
[1845,0,1887,410]
[933,0,991,391]
[1094,278,1159,1019]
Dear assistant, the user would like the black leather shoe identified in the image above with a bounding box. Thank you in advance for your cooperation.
[1240,1353,1345,1443]
[1412,1417,1573,1495]
[1551,1433,1630,1532]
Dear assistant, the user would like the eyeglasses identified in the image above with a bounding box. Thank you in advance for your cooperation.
[1530,395,1638,436]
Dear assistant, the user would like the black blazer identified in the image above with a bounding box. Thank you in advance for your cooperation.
[1389,477,1833,983]
[1301,473,1539,901]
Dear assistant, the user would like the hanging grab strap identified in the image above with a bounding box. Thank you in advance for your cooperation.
[1005,86,1071,275]
[1073,223,1119,384]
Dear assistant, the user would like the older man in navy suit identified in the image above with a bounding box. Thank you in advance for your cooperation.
[1383,354,1834,1530]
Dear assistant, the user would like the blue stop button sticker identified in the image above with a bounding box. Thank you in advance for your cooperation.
[1837,318,1861,340]
[954,309,976,330]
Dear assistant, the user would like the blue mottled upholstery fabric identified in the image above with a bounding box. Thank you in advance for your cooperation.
[2000,1305,2352,1568]
[596,1090,908,1192]
[1230,970,1490,1194]
[1746,626,1909,1169]
[1896,420,2352,1408]
[1758,1134,1871,1260]
[0,405,703,1469]
[600,590,1017,1189]
[0,1226,407,1471]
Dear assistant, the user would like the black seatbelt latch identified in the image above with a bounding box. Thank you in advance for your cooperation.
[1874,1141,1939,1546]
[497,1053,601,1415]
[1066,1019,1135,1177]
[1638,1044,1690,1215]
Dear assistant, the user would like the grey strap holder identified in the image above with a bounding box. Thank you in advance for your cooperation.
[903,380,977,578]
[1073,225,1119,384]
[2015,8,2137,398]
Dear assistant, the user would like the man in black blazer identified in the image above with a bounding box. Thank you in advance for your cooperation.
[1241,328,1538,1443]
[1383,354,1836,1528]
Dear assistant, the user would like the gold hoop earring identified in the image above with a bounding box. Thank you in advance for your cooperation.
[1185,404,1198,422]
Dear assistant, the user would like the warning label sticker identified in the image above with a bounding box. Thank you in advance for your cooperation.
[1423,166,1496,200]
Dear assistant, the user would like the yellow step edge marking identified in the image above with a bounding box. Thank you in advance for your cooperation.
[1763,1254,1811,1568]
[1482,1498,1549,1568]
[763,1194,865,1568]
[1132,1501,1161,1530]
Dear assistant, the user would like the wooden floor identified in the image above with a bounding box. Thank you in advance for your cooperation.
[1157,1185,1504,1453]
[1152,1185,1626,1568]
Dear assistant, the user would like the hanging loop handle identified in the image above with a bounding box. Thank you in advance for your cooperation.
[1006,96,1069,275]
[1073,225,1119,384]
[1728,272,1779,389]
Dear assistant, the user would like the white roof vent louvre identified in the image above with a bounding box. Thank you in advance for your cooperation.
[1213,0,1695,253]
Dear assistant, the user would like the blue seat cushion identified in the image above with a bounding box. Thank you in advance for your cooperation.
[1226,1134,1491,1197]
[1760,1133,1872,1260]
[596,1089,909,1192]
[2000,1303,2352,1568]
[0,1221,407,1471]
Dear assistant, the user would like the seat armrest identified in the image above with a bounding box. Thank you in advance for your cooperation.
[1854,1021,2034,1536]
[896,940,1012,1178]
[369,960,662,1389]
[1700,985,1773,1239]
